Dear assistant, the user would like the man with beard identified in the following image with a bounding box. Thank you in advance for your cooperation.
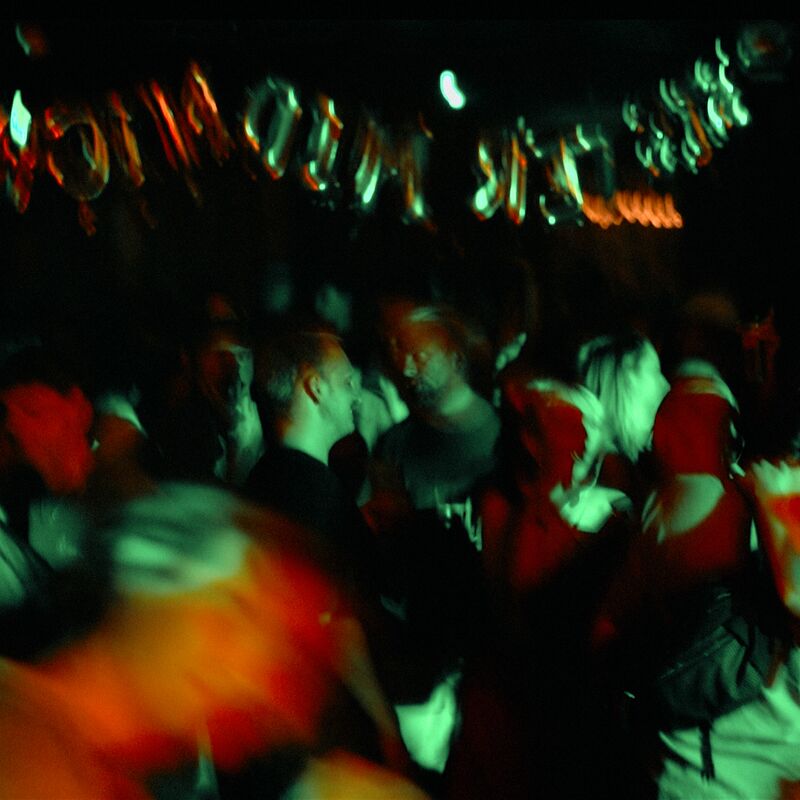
[364,303,499,777]
[373,302,500,515]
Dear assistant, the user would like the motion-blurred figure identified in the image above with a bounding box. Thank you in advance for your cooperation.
[0,346,94,656]
[372,301,499,517]
[0,483,426,799]
[577,332,670,511]
[595,361,800,799]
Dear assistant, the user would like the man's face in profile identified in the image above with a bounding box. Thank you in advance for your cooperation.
[319,346,358,441]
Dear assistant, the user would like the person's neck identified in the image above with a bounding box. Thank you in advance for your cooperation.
[419,383,484,429]
[280,422,331,466]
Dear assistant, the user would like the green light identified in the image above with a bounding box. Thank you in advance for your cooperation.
[15,25,32,56]
[736,37,752,70]
[706,97,728,137]
[635,140,653,170]
[471,139,503,219]
[719,63,735,95]
[439,70,466,110]
[576,124,592,151]
[301,95,343,193]
[682,121,702,157]
[659,138,677,173]
[408,195,426,219]
[715,37,730,68]
[507,177,518,208]
[731,92,751,127]
[680,140,699,173]
[668,80,686,110]
[355,156,380,207]
[561,145,582,205]
[648,113,665,141]
[693,60,705,90]
[539,193,556,225]
[622,99,640,133]
[659,79,678,114]
[10,90,31,148]
[395,674,460,773]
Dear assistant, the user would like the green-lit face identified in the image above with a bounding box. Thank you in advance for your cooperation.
[319,347,358,441]
[390,323,462,409]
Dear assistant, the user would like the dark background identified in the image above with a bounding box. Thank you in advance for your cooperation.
[1,20,797,393]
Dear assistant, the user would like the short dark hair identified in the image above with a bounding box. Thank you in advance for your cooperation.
[253,330,342,421]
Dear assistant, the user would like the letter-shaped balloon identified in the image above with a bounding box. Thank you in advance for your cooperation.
[471,136,504,220]
[503,131,527,225]
[537,137,584,226]
[471,129,527,225]
[300,93,343,197]
[0,102,38,213]
[107,92,144,188]
[44,103,109,202]
[395,121,434,229]
[351,115,386,213]
[137,80,194,171]
[574,124,615,197]
[181,61,233,165]
[137,80,201,199]
[243,77,302,180]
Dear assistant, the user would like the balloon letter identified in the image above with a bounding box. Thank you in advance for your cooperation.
[351,116,386,212]
[44,103,110,201]
[181,61,233,165]
[0,98,38,212]
[300,93,343,195]
[243,76,302,180]
[107,92,145,188]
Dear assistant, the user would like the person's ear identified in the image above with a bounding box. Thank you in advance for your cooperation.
[302,370,323,405]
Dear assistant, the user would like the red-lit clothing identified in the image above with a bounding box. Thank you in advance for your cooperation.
[0,487,413,798]
[597,365,800,799]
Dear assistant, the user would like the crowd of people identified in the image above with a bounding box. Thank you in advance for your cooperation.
[1,269,800,799]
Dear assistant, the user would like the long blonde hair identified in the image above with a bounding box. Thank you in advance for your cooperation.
[577,333,661,462]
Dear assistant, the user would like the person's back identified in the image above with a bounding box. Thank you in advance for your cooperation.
[244,329,377,590]
[597,361,800,798]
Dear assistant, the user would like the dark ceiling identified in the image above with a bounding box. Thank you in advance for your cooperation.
[1,19,798,366]
[0,20,769,130]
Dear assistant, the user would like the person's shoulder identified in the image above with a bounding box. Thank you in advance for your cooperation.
[244,448,293,500]
[374,417,415,458]
[476,394,501,429]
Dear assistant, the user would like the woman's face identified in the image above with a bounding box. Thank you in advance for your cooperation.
[623,344,670,457]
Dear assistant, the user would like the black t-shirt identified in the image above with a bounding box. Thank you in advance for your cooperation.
[244,446,377,592]
[376,399,500,510]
